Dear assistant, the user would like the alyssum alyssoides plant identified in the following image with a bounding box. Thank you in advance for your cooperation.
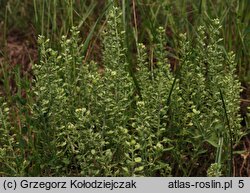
[170,20,242,176]
[29,6,242,176]
[0,97,18,175]
[30,5,173,176]
[132,18,242,176]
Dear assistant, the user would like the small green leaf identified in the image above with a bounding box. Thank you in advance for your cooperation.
[62,158,70,165]
[134,157,142,163]
[205,139,219,148]
[233,150,246,155]
[91,149,96,155]
[122,167,129,173]
[135,166,144,172]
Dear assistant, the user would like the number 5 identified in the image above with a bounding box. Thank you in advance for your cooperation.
[238,180,244,188]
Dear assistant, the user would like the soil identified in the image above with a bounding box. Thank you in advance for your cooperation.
[0,28,37,95]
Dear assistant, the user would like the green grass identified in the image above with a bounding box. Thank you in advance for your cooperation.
[1,0,249,78]
[0,0,249,177]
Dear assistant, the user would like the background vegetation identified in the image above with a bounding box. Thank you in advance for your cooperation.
[0,0,249,176]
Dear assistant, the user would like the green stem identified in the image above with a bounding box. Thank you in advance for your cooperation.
[219,88,233,176]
